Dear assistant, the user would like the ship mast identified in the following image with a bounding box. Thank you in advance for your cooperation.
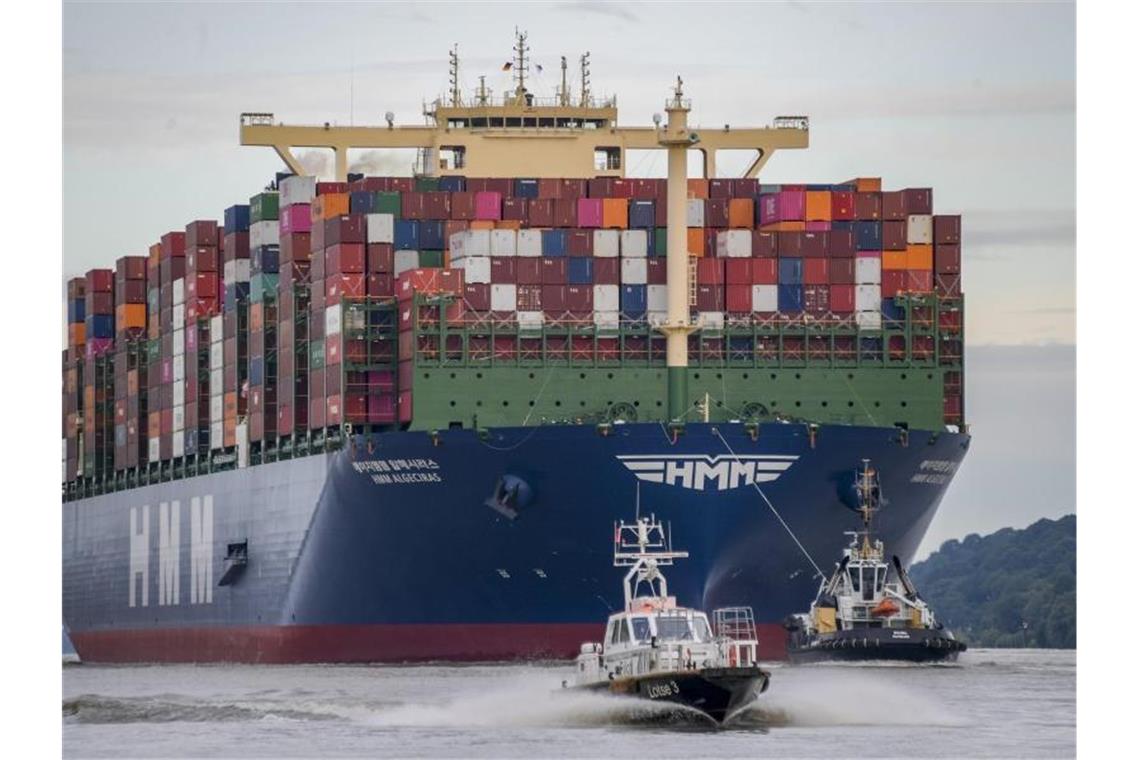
[579,52,591,107]
[448,44,461,106]
[559,55,570,106]
[512,28,530,105]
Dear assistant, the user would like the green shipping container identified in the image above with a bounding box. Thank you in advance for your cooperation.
[654,228,668,257]
[376,192,401,215]
[250,274,279,304]
[147,339,161,366]
[414,176,440,192]
[310,339,326,370]
[250,192,280,222]
[418,250,444,267]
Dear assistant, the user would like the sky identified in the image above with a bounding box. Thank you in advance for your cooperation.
[62,1,1076,552]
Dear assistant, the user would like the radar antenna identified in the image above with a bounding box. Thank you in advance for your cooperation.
[579,52,591,107]
[448,44,461,106]
[613,514,689,611]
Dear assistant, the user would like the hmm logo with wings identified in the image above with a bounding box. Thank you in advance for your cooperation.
[616,455,799,491]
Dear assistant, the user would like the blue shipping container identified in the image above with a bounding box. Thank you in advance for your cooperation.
[224,204,250,234]
[830,220,855,233]
[350,191,377,215]
[856,221,882,251]
[420,220,446,250]
[880,298,905,322]
[542,229,567,257]
[395,220,421,250]
[567,257,594,284]
[759,184,782,194]
[438,176,466,193]
[777,284,804,313]
[629,201,656,229]
[250,357,264,386]
[224,282,251,311]
[252,245,280,274]
[621,285,648,316]
[514,179,540,199]
[68,299,86,323]
[86,314,114,338]
[805,183,832,191]
[778,258,803,284]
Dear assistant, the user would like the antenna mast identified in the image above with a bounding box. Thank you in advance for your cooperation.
[477,75,488,106]
[448,44,461,106]
[559,55,569,106]
[579,52,591,107]
[513,28,529,103]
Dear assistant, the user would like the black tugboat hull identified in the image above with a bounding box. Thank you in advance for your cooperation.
[788,628,966,664]
[582,667,770,724]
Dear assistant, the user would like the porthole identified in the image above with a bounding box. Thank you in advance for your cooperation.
[450,372,456,379]
[529,372,535,379]
[580,401,586,407]
[476,372,483,379]
[770,373,777,380]
[607,372,614,379]
[502,401,509,407]
[555,401,562,407]
[449,401,456,407]
[795,373,801,380]
[716,373,722,380]
[579,372,586,379]
[795,401,801,407]
[476,401,483,407]
[715,401,723,408]
[901,373,907,380]
[847,373,854,380]
[656,401,663,407]
[874,401,881,407]
[633,401,640,407]
[821,401,828,407]
[901,401,908,407]
[423,373,430,379]
[927,373,934,380]
[847,401,854,407]
[528,401,535,407]
[694,373,701,380]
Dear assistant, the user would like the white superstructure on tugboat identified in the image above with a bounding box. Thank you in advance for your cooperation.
[567,512,769,723]
[785,461,966,663]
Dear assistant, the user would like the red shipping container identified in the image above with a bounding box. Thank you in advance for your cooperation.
[801,232,828,257]
[325,243,366,274]
[882,270,907,297]
[368,243,394,273]
[223,231,250,262]
[281,232,312,262]
[705,198,730,228]
[695,284,724,311]
[725,284,752,313]
[398,390,413,423]
[188,246,219,272]
[697,258,725,285]
[161,231,186,258]
[515,258,543,285]
[566,229,594,256]
[463,283,491,311]
[803,258,829,285]
[588,177,614,198]
[751,258,778,284]
[425,191,451,220]
[537,178,562,199]
[317,181,350,194]
[880,191,907,221]
[326,273,366,301]
[935,243,961,274]
[325,215,367,245]
[396,268,463,301]
[186,272,218,300]
[528,199,554,226]
[553,199,577,227]
[708,179,733,199]
[366,273,394,297]
[86,269,113,292]
[752,231,777,257]
[935,274,961,298]
[491,258,517,283]
[450,192,476,220]
[502,197,528,222]
[828,230,856,258]
[559,179,588,199]
[907,270,934,292]
[724,259,752,285]
[777,232,803,257]
[804,284,830,313]
[309,396,327,429]
[542,285,567,312]
[904,188,933,215]
[831,191,855,220]
[516,284,542,311]
[854,192,881,220]
[565,285,593,311]
[401,192,427,220]
[593,258,619,284]
[882,220,908,251]
[541,257,567,284]
[115,256,147,281]
[829,258,855,284]
[934,215,961,244]
[185,220,218,248]
[647,258,667,285]
[830,284,855,312]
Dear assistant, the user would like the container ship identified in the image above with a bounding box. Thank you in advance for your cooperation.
[62,34,968,663]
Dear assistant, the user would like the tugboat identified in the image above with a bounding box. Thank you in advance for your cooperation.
[784,461,967,663]
[566,512,770,724]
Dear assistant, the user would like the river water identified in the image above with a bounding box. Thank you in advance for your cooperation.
[63,649,1074,758]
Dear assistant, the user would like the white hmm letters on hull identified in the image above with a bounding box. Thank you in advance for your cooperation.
[127,495,214,608]
[615,455,798,491]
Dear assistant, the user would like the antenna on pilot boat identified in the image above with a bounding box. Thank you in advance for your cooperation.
[635,480,641,521]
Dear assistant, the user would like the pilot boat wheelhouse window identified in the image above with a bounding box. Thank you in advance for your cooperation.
[631,617,651,642]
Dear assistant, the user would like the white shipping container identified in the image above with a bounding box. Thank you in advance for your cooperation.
[620,258,648,284]
[593,229,620,258]
[173,432,185,458]
[250,219,280,249]
[907,214,933,245]
[210,342,223,371]
[172,327,185,355]
[172,302,185,326]
[210,315,224,342]
[593,311,620,330]
[172,406,185,432]
[210,394,224,422]
[686,199,705,227]
[454,229,491,259]
[856,310,883,331]
[394,249,420,277]
[149,438,160,462]
[491,284,517,312]
[647,284,668,312]
[460,256,492,284]
[620,229,648,257]
[173,355,185,382]
[751,284,779,312]
[325,303,342,336]
[173,278,185,306]
[855,284,882,311]
[517,229,543,257]
[280,175,316,206]
[854,256,882,285]
[516,311,544,329]
[718,230,752,258]
[224,258,251,284]
[594,285,620,312]
[491,229,517,257]
[172,378,184,408]
[210,368,223,392]
[698,311,725,330]
[211,421,225,449]
[367,213,395,244]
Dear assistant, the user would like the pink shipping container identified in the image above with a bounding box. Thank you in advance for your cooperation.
[398,391,413,423]
[758,194,779,226]
[577,198,603,228]
[778,190,806,221]
[369,394,396,423]
[806,221,831,232]
[474,191,502,220]
[279,204,312,234]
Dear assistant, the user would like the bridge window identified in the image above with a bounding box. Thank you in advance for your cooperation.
[439,145,466,170]
[631,617,651,642]
[594,147,621,171]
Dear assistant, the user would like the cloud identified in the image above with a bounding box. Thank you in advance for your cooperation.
[556,1,638,23]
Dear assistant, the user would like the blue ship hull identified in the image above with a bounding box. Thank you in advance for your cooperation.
[62,421,968,662]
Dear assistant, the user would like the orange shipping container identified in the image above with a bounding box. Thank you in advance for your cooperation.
[68,323,85,347]
[148,411,161,439]
[224,417,236,448]
[602,198,629,229]
[250,303,263,333]
[805,191,832,221]
[687,228,706,257]
[224,392,238,422]
[727,199,754,229]
[852,177,882,192]
[687,179,709,199]
[470,220,495,230]
[494,219,522,230]
[313,193,350,221]
[882,250,909,270]
[148,242,162,264]
[906,244,934,270]
[759,221,807,232]
[115,303,147,330]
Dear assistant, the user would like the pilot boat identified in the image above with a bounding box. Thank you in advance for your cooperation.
[784,461,967,663]
[566,513,770,724]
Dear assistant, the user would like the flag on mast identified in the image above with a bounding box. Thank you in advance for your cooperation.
[501,62,513,71]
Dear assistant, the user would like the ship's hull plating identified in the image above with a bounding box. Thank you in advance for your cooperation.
[63,421,969,662]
